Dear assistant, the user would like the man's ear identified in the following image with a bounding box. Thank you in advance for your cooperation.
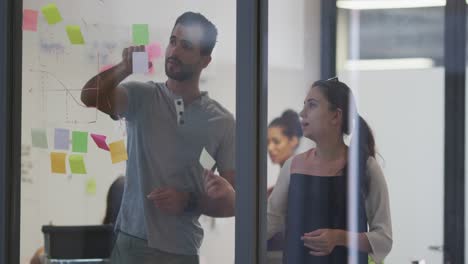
[201,55,212,68]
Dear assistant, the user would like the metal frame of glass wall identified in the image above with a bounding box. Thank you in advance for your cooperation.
[0,0,23,261]
[235,0,268,263]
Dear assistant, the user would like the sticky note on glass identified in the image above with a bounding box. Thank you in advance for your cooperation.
[109,140,128,164]
[41,3,62,25]
[23,9,38,31]
[66,25,85,45]
[72,131,88,153]
[147,42,162,60]
[31,128,48,149]
[50,152,66,174]
[91,133,109,151]
[200,148,216,171]
[133,24,149,45]
[132,52,149,73]
[86,178,96,195]
[69,154,87,174]
[54,128,69,150]
[99,64,115,73]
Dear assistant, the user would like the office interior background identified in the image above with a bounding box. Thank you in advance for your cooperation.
[0,0,467,263]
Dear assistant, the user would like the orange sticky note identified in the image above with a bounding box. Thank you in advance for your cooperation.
[50,152,66,174]
[23,9,38,31]
[109,140,128,164]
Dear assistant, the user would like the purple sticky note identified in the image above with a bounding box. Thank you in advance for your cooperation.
[91,133,109,151]
[23,9,38,32]
[54,128,70,150]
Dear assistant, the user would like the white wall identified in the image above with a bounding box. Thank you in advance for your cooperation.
[339,68,445,264]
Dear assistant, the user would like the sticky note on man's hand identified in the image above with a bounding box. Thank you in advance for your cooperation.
[66,25,85,45]
[200,148,216,171]
[41,3,62,25]
[132,52,149,74]
[69,154,87,174]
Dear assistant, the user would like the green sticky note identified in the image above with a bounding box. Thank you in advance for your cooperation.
[86,178,96,195]
[72,131,88,153]
[69,154,87,174]
[133,24,149,45]
[41,3,62,25]
[66,25,85,45]
[31,128,48,149]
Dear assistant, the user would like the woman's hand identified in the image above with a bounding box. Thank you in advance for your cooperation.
[301,229,344,256]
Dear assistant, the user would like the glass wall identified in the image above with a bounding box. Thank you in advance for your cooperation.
[265,1,320,263]
[20,1,236,263]
[337,1,445,263]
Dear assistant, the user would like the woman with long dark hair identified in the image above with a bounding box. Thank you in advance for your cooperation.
[267,78,392,263]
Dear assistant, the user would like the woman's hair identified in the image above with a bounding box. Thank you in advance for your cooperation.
[311,78,376,196]
[102,176,125,225]
[269,109,303,140]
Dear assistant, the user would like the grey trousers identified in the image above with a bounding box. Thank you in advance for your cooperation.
[110,232,199,264]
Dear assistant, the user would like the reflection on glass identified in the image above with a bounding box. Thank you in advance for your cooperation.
[21,2,236,263]
[337,2,445,263]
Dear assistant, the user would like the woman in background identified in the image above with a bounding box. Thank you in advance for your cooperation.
[267,78,392,263]
[267,110,302,263]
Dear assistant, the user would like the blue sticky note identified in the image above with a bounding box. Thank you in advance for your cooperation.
[54,128,70,150]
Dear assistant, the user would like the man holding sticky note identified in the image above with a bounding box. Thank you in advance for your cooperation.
[81,12,235,264]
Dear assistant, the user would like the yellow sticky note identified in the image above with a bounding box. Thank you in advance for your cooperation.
[66,25,85,45]
[41,3,62,25]
[109,140,128,164]
[86,178,96,195]
[50,152,66,174]
[69,154,87,174]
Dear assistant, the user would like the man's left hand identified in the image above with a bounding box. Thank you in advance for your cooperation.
[147,187,189,215]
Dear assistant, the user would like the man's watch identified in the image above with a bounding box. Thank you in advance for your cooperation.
[184,192,199,213]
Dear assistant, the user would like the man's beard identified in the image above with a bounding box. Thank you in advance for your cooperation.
[165,57,195,81]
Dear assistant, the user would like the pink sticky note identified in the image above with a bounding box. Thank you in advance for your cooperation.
[99,64,115,73]
[147,42,162,60]
[23,9,38,32]
[91,133,109,151]
[145,43,161,76]
[146,66,155,75]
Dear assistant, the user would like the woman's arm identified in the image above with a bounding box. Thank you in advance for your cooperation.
[267,157,293,239]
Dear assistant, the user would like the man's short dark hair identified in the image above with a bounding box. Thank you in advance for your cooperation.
[173,12,218,56]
